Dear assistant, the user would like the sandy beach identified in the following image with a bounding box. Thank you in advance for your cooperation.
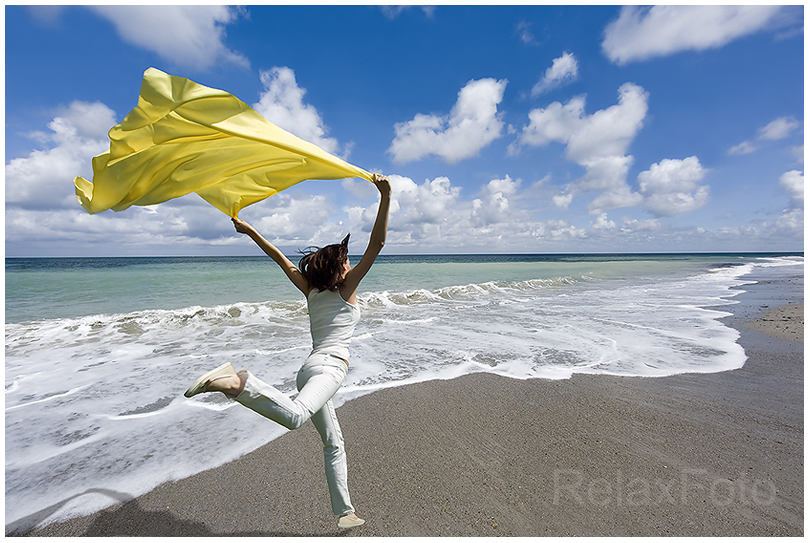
[11,269,803,537]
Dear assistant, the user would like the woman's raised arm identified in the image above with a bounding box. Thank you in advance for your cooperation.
[232,217,310,295]
[341,174,391,301]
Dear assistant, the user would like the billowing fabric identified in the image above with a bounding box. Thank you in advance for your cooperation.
[74,67,373,217]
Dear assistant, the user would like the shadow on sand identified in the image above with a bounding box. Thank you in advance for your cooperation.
[6,488,337,537]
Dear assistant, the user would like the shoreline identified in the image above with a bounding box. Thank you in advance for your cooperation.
[11,269,804,536]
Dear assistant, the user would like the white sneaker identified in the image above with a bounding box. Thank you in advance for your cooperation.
[338,514,365,528]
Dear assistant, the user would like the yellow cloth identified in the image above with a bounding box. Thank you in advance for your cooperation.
[74,67,373,217]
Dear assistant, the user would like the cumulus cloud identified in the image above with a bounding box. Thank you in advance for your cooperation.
[248,193,336,243]
[340,174,592,251]
[779,170,804,208]
[5,100,252,254]
[388,78,508,164]
[347,168,798,250]
[253,67,343,156]
[532,52,579,97]
[638,156,710,217]
[6,101,115,210]
[385,175,462,235]
[552,192,574,209]
[88,5,248,71]
[471,175,521,226]
[4,202,242,256]
[592,213,616,230]
[513,83,649,214]
[602,5,786,65]
[728,115,802,155]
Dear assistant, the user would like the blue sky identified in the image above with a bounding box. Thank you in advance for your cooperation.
[4,5,805,256]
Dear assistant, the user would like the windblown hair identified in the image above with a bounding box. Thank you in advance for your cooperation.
[298,234,350,292]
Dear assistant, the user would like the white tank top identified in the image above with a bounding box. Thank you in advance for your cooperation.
[307,288,361,360]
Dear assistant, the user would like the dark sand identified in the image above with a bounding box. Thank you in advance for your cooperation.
[11,270,803,536]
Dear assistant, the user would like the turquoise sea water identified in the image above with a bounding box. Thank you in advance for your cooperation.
[4,252,804,531]
[6,253,797,323]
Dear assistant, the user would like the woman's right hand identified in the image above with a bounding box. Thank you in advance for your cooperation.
[372,173,391,197]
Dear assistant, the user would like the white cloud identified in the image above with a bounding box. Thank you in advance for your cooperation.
[592,213,616,230]
[770,208,803,234]
[89,5,248,71]
[728,140,758,156]
[729,115,802,156]
[380,6,435,20]
[26,5,65,26]
[638,156,709,217]
[587,181,643,214]
[388,78,508,164]
[516,21,538,46]
[386,175,461,232]
[779,170,804,207]
[566,85,648,163]
[513,83,649,214]
[758,116,800,141]
[602,5,786,65]
[5,101,115,210]
[249,193,335,242]
[513,96,586,149]
[5,100,252,253]
[339,174,594,251]
[621,218,661,233]
[55,101,118,140]
[2,101,800,255]
[340,178,378,200]
[253,67,343,156]
[343,168,799,250]
[6,156,803,254]
[5,166,342,254]
[790,145,804,163]
[532,52,579,97]
[471,175,521,226]
[552,192,574,209]
[4,203,238,256]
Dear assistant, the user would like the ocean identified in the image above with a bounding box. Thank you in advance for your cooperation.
[4,252,804,531]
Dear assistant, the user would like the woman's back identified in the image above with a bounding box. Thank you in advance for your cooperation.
[307,288,360,360]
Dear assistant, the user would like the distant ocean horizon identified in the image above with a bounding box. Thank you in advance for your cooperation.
[5,252,804,531]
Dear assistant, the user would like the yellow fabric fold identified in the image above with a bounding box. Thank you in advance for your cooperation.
[74,67,373,217]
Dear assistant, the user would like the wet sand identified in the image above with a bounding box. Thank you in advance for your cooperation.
[12,270,803,536]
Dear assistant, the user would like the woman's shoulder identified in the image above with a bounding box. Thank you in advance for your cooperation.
[308,287,357,308]
[306,287,323,302]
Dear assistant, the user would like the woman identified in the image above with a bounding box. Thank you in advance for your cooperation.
[184,173,391,528]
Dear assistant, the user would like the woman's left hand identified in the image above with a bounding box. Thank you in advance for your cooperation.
[232,217,254,235]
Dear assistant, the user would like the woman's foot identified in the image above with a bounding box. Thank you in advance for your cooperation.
[204,374,243,396]
[184,363,244,397]
[337,513,365,528]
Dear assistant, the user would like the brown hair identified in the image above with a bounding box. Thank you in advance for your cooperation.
[298,234,350,292]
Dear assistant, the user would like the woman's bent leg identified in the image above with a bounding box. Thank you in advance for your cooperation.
[234,354,346,431]
[235,371,340,430]
[311,399,354,515]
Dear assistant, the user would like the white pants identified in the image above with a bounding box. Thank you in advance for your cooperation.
[234,352,354,515]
